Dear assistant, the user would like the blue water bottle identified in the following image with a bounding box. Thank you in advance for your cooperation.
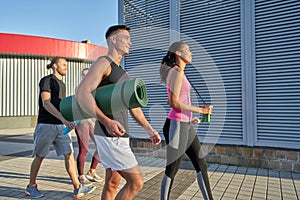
[62,121,79,135]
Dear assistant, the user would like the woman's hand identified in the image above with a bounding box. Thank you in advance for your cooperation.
[199,105,213,114]
[191,117,201,124]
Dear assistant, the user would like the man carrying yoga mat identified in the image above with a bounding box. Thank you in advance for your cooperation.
[76,25,161,200]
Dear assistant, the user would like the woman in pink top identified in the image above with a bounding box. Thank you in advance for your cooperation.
[159,41,213,200]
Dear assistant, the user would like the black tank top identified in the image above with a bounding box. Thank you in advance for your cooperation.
[94,56,130,137]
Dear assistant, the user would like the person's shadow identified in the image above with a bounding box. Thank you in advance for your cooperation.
[0,171,74,199]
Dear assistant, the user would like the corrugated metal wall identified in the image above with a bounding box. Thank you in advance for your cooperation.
[254,0,300,148]
[0,55,93,116]
[180,0,241,145]
[123,0,171,137]
[120,0,300,149]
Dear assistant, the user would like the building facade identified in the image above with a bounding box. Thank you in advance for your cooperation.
[119,0,300,171]
[0,33,107,129]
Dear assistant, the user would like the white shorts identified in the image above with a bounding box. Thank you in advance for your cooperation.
[94,136,138,171]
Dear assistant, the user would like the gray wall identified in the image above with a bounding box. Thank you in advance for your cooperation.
[0,55,93,129]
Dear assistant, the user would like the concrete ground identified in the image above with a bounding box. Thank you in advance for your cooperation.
[0,128,299,200]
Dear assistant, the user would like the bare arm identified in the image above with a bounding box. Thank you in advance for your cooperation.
[41,92,74,128]
[168,69,212,114]
[130,107,161,145]
[76,58,125,137]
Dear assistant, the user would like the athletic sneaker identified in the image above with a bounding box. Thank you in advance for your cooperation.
[86,171,103,182]
[73,184,96,199]
[25,184,44,198]
[79,176,93,186]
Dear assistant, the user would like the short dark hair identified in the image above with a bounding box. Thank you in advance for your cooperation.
[105,25,130,39]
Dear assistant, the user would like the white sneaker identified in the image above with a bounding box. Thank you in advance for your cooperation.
[86,171,103,182]
[79,176,93,186]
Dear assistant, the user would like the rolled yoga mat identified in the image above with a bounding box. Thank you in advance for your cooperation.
[60,78,148,121]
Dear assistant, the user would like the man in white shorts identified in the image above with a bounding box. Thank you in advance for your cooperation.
[76,25,161,200]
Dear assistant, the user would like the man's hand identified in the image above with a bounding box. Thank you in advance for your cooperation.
[150,133,161,145]
[62,119,76,130]
[103,119,126,137]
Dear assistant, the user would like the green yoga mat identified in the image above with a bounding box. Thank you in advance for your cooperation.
[60,78,148,121]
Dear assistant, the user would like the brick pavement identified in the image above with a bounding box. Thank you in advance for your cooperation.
[0,129,299,200]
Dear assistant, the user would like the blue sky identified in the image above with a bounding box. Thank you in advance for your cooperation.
[0,0,118,45]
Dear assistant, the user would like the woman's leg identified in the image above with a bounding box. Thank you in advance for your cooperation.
[185,130,213,200]
[75,123,89,176]
[86,125,102,182]
[161,119,185,200]
[89,124,100,171]
[161,156,184,200]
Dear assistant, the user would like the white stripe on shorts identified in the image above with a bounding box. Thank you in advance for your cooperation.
[94,135,138,171]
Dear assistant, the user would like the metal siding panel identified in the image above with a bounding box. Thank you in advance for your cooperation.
[17,58,22,115]
[0,56,94,117]
[27,58,34,115]
[9,59,14,115]
[255,0,300,149]
[180,0,242,144]
[123,0,170,137]
[0,58,4,115]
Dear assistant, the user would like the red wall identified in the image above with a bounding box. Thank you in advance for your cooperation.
[0,33,107,60]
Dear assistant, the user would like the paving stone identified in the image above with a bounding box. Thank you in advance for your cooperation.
[0,133,299,200]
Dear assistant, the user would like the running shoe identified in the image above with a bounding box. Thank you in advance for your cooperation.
[73,184,96,199]
[79,176,93,186]
[25,184,44,198]
[86,171,103,182]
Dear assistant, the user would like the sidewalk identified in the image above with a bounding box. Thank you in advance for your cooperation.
[0,128,299,200]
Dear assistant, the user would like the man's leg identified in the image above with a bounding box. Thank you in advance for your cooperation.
[29,155,44,185]
[115,165,144,200]
[64,152,80,189]
[101,168,122,200]
[25,155,45,198]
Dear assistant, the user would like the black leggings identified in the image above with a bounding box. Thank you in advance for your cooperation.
[163,118,208,177]
[163,118,213,199]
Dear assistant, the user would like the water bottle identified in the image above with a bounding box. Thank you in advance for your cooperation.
[201,114,210,123]
[62,121,79,135]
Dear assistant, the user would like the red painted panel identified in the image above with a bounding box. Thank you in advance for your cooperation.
[0,33,107,60]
